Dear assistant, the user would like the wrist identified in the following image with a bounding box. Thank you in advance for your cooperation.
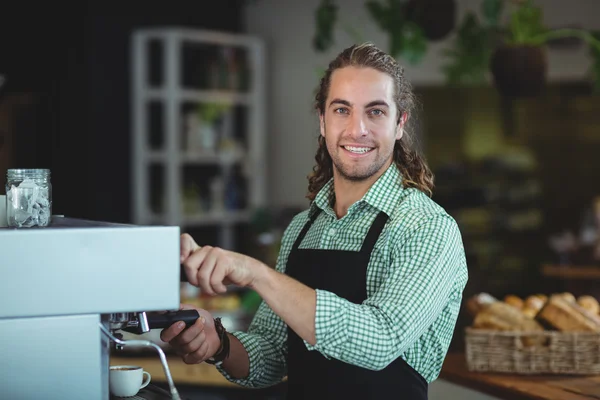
[248,261,272,292]
[205,318,230,365]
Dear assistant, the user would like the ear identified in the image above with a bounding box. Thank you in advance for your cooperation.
[319,113,325,138]
[396,112,408,140]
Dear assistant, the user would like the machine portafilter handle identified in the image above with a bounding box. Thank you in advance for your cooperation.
[120,265,199,334]
[120,310,200,334]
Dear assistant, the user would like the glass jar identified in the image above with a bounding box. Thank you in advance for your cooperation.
[5,169,52,228]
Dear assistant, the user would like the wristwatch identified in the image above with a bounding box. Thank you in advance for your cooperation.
[205,317,231,365]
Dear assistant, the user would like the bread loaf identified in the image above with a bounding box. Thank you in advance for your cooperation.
[536,295,600,332]
[535,294,548,303]
[466,292,498,317]
[504,295,524,310]
[524,295,546,312]
[522,307,538,319]
[474,301,545,346]
[557,292,576,303]
[473,301,544,332]
[577,295,600,315]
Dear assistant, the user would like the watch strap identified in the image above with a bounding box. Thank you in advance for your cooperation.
[205,317,230,365]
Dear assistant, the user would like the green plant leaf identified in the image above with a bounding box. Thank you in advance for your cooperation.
[401,22,427,64]
[482,0,503,27]
[197,103,231,123]
[313,0,338,52]
[508,0,547,45]
[366,0,428,62]
[441,12,492,85]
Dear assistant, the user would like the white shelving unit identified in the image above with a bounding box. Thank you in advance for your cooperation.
[131,28,266,250]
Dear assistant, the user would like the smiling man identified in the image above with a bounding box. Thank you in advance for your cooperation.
[162,43,468,400]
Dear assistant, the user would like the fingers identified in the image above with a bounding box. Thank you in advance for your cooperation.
[182,341,211,364]
[160,318,211,364]
[159,310,204,343]
[170,318,205,350]
[181,245,230,295]
[180,233,199,263]
[186,246,219,295]
[183,245,212,287]
[197,248,219,296]
[160,320,187,343]
[210,263,228,295]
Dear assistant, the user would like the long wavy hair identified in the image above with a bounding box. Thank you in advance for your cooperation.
[306,42,434,201]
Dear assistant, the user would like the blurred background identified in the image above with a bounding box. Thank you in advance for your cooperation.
[1,0,600,399]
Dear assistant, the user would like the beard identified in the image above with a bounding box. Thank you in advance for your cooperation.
[327,141,395,182]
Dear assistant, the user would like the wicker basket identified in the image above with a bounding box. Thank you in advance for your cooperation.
[465,327,600,374]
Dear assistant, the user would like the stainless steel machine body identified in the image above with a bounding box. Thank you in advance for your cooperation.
[0,217,181,399]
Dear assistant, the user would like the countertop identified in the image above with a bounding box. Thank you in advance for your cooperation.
[441,353,600,400]
[115,352,600,398]
[110,355,237,388]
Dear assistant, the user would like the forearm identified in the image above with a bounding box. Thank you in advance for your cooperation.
[215,303,289,388]
[220,333,249,379]
[251,265,317,345]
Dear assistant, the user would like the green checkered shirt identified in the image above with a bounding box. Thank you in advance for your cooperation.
[217,164,468,387]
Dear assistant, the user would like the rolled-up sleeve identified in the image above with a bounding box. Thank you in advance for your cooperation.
[304,214,465,370]
[216,300,288,387]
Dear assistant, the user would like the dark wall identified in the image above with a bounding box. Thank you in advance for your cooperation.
[0,0,244,222]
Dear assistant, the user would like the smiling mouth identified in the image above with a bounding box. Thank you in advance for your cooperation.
[342,145,374,154]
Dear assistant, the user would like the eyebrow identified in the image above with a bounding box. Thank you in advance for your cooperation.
[365,100,390,108]
[329,98,351,108]
[328,98,390,109]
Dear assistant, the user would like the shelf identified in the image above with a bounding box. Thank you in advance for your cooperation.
[147,150,243,164]
[541,264,600,279]
[132,28,266,251]
[144,88,252,105]
[151,210,252,227]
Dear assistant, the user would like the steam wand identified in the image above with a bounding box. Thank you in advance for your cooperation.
[99,324,181,400]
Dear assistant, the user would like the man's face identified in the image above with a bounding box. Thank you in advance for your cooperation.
[320,66,405,183]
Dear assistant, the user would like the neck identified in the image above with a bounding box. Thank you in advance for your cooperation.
[332,161,392,218]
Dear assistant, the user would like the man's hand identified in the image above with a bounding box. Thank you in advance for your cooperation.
[180,233,266,295]
[160,304,221,364]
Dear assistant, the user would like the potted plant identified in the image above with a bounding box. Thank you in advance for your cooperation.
[185,102,231,153]
[312,0,456,65]
[442,0,600,96]
[490,0,549,97]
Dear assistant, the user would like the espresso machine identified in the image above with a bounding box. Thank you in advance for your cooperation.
[0,217,199,400]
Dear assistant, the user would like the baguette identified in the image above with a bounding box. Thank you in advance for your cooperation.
[536,295,600,332]
[473,301,545,346]
[473,301,544,332]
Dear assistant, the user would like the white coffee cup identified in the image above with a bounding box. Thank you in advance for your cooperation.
[0,195,6,227]
[109,365,151,397]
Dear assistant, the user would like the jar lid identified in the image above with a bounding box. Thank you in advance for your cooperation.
[7,169,51,179]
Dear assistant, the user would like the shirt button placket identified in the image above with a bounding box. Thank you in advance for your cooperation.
[321,221,337,248]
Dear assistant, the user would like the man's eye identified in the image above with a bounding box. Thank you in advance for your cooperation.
[334,108,349,114]
[369,109,384,116]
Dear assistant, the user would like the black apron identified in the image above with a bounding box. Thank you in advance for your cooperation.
[285,208,428,400]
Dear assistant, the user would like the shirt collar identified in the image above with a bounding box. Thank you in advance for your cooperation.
[311,163,404,217]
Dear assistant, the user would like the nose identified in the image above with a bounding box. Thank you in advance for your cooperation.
[348,112,368,138]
